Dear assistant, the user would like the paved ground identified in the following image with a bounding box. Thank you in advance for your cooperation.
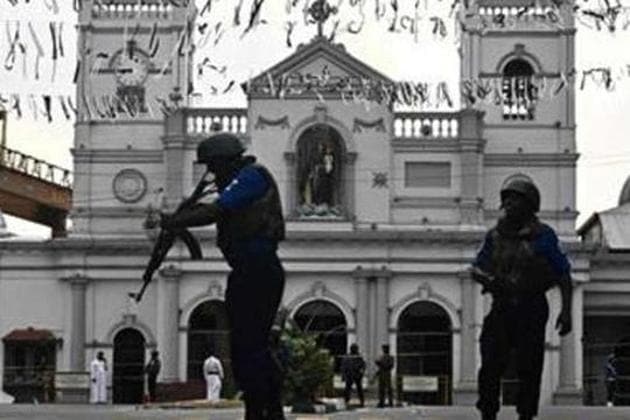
[0,404,630,420]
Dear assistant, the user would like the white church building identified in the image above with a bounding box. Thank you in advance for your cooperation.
[1,0,596,406]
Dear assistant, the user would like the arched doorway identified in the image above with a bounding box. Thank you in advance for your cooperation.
[296,124,344,217]
[397,301,452,405]
[293,300,347,372]
[187,300,231,396]
[113,328,145,404]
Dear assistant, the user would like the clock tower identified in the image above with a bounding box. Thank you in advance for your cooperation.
[72,0,194,235]
[460,0,578,236]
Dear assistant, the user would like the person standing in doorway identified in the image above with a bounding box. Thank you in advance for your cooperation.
[341,343,366,408]
[203,350,224,402]
[89,351,108,404]
[470,179,573,420]
[605,354,618,407]
[144,350,161,403]
[161,132,286,419]
[375,344,395,408]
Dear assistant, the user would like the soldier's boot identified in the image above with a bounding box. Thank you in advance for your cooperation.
[481,413,497,420]
[518,416,534,420]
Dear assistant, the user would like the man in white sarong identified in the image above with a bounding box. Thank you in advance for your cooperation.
[202,351,223,402]
[89,351,108,404]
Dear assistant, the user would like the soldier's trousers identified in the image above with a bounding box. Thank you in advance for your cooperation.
[476,294,549,418]
[378,375,393,406]
[225,245,285,420]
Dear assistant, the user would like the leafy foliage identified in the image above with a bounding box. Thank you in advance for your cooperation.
[280,325,334,404]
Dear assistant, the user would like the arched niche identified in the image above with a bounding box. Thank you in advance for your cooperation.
[284,106,357,219]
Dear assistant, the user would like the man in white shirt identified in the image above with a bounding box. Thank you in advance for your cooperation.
[89,351,107,404]
[203,350,224,402]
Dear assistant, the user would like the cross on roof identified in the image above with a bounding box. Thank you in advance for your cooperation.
[308,0,338,38]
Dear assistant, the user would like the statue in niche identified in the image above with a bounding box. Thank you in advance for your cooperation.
[297,125,341,217]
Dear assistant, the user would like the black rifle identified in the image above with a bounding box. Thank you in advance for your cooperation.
[133,172,214,302]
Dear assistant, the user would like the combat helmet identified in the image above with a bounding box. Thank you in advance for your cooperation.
[196,132,245,164]
[500,178,540,213]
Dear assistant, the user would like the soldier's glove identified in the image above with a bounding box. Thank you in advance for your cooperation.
[555,309,572,336]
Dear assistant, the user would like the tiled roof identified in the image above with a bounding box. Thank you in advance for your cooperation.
[2,327,55,342]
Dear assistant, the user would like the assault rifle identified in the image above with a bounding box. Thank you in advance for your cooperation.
[133,171,215,302]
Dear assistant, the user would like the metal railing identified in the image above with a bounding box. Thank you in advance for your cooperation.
[0,146,72,188]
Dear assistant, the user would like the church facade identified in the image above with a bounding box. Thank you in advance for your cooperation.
[0,0,592,406]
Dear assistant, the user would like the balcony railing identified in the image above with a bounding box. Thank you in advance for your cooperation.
[175,108,463,141]
[89,0,179,18]
[184,108,248,137]
[0,146,72,188]
[393,112,459,140]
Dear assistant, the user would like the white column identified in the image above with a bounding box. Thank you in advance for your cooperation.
[353,269,370,359]
[553,283,583,405]
[375,269,391,353]
[157,266,181,382]
[453,271,479,405]
[69,275,89,371]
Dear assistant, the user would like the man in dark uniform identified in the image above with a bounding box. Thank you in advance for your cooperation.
[161,133,285,420]
[341,343,366,407]
[470,179,573,420]
[375,344,394,408]
[144,350,161,403]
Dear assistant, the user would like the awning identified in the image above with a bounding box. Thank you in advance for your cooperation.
[2,327,55,343]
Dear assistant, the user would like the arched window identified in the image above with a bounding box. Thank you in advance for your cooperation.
[296,124,344,218]
[501,173,534,190]
[397,301,452,405]
[293,300,348,372]
[502,58,537,120]
[113,328,145,404]
[187,300,231,391]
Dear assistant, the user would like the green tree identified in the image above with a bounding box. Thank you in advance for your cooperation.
[281,325,334,407]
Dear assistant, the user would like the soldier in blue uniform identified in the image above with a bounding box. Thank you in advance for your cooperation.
[161,133,285,420]
[470,179,573,420]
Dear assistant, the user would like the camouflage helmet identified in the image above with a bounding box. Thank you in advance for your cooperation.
[196,133,245,164]
[500,178,540,213]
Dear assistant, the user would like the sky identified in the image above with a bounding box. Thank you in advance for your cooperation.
[2,0,630,237]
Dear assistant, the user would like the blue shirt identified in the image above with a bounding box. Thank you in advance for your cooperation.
[216,165,269,211]
[214,165,277,263]
[474,223,571,276]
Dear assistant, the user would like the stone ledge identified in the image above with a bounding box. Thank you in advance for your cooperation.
[553,387,583,405]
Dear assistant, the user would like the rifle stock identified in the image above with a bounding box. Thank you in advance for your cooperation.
[134,172,213,302]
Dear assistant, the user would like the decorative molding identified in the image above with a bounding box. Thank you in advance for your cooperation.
[392,196,461,209]
[352,117,386,133]
[112,168,148,203]
[484,153,579,167]
[159,264,183,279]
[372,172,388,188]
[207,280,224,299]
[286,281,356,329]
[62,273,91,286]
[352,265,392,279]
[71,149,163,164]
[389,282,461,331]
[104,317,156,346]
[254,115,290,130]
[286,111,356,155]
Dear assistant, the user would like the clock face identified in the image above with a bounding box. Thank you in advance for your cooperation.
[112,47,150,87]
